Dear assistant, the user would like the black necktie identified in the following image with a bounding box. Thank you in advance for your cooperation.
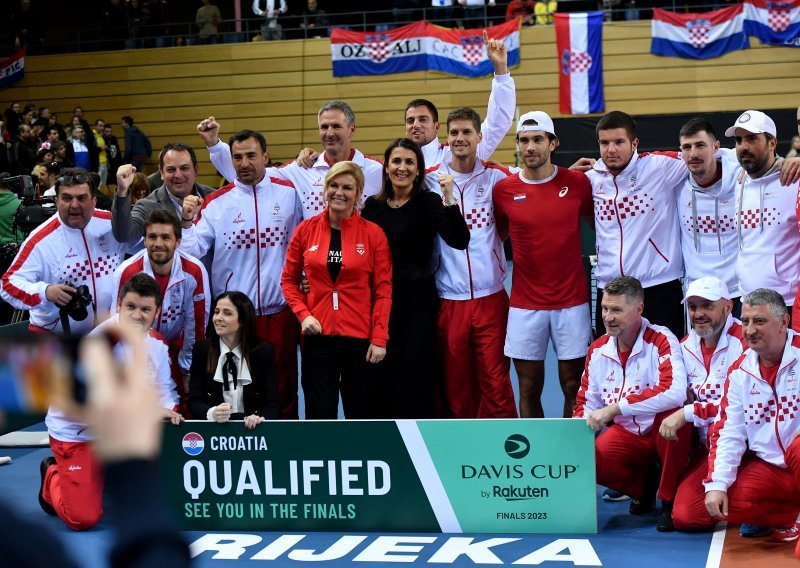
[222,351,238,391]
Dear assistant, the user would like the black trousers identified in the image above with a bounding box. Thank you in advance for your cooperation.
[596,279,685,339]
[301,335,377,420]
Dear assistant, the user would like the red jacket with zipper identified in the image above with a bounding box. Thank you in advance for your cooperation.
[281,208,392,347]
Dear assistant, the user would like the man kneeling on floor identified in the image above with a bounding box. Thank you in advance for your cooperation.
[574,276,692,531]
[38,273,182,530]
[672,288,800,546]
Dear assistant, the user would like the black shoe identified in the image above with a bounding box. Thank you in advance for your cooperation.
[656,500,675,532]
[38,457,57,516]
[629,496,656,515]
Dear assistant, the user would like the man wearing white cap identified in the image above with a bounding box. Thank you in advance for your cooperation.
[663,276,746,532]
[493,111,593,418]
[671,288,800,546]
[727,110,800,330]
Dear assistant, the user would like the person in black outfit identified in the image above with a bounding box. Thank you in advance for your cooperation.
[189,291,280,428]
[362,138,470,418]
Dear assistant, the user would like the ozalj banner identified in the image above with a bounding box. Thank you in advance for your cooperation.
[160,419,596,533]
[330,19,521,78]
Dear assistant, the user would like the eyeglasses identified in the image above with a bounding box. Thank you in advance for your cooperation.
[57,173,90,186]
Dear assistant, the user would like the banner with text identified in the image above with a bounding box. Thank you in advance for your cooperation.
[160,419,596,533]
[330,19,521,78]
[0,49,25,89]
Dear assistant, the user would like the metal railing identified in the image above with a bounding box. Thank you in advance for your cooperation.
[1,2,735,57]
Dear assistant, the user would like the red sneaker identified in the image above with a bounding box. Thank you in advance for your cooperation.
[769,525,799,543]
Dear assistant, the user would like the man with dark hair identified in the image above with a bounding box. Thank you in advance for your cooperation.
[199,100,384,219]
[493,110,593,418]
[102,123,123,184]
[38,271,181,532]
[112,142,215,245]
[574,275,691,532]
[405,31,515,168]
[724,111,800,330]
[0,167,136,335]
[587,111,688,339]
[121,115,153,170]
[9,123,37,176]
[676,117,742,314]
[426,106,517,419]
[112,209,210,415]
[181,130,304,419]
[51,140,73,169]
[672,288,800,546]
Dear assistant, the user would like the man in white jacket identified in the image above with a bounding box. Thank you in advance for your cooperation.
[574,276,690,532]
[672,288,800,546]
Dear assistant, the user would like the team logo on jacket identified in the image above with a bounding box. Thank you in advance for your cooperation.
[308,244,319,252]
[559,187,569,197]
[355,243,365,255]
[750,386,761,396]
[182,432,205,456]
[658,354,669,365]
[513,194,526,202]
[193,293,205,302]
[65,248,77,259]
[232,212,245,224]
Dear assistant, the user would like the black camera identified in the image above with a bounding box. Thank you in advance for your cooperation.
[2,175,36,201]
[60,283,93,322]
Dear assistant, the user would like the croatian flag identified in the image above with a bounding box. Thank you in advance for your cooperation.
[426,19,521,78]
[330,20,520,78]
[554,12,605,115]
[0,48,25,89]
[744,0,800,47]
[651,5,749,59]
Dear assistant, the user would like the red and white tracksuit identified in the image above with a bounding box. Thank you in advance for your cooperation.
[673,331,800,530]
[208,142,383,219]
[419,72,515,168]
[111,248,210,412]
[42,319,176,530]
[587,151,686,289]
[670,318,745,530]
[574,318,691,501]
[426,160,517,418]
[180,175,304,419]
[1,211,134,335]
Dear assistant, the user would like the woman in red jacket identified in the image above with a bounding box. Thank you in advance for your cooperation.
[281,161,392,419]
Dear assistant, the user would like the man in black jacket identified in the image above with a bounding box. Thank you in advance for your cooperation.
[121,115,153,171]
[9,124,37,176]
[112,141,216,245]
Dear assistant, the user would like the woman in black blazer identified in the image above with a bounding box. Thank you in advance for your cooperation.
[189,291,279,428]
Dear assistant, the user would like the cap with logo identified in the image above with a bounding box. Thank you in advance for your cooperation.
[681,276,731,304]
[724,110,777,138]
[517,111,556,137]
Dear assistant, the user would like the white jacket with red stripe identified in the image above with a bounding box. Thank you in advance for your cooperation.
[0,211,134,335]
[705,330,800,493]
[680,316,746,443]
[574,317,687,435]
[425,160,510,301]
[179,176,303,315]
[110,249,211,373]
[587,151,687,289]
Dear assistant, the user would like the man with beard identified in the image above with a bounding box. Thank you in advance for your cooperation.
[725,111,800,329]
[662,277,746,532]
[493,111,593,418]
[111,209,210,416]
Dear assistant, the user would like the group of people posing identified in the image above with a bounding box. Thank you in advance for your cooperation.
[2,31,800,543]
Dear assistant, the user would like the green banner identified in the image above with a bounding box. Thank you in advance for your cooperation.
[160,419,596,533]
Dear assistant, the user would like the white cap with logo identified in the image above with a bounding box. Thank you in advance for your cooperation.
[724,110,777,138]
[682,276,731,304]
[517,111,556,137]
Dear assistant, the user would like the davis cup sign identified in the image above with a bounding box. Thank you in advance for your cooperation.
[160,419,596,533]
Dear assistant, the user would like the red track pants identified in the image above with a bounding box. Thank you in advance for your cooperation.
[255,309,300,419]
[42,437,104,531]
